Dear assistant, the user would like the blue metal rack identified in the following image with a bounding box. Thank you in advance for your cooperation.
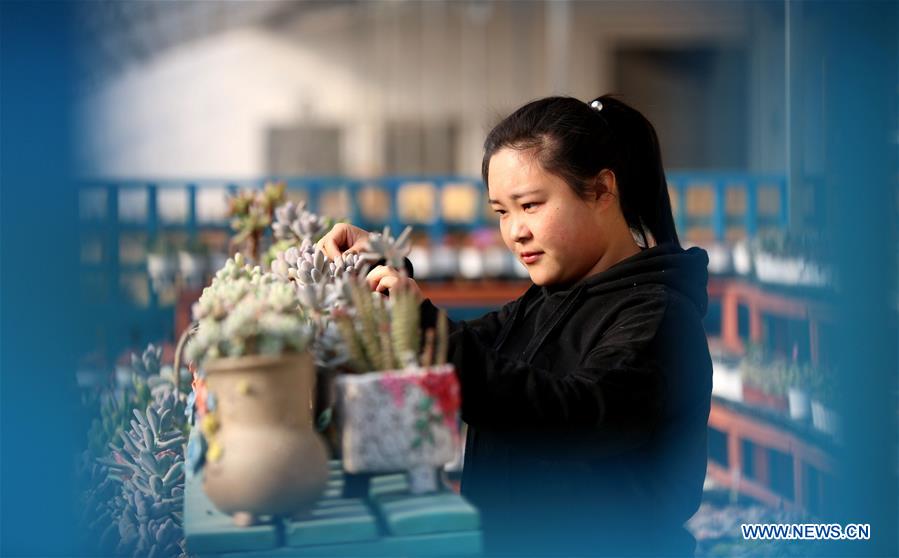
[78,173,787,365]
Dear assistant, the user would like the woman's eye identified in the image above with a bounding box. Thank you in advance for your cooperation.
[522,202,539,211]
[494,209,506,216]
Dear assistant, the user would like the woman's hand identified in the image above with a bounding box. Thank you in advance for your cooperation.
[366,265,423,298]
[316,223,371,260]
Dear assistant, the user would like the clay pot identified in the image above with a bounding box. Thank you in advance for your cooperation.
[202,352,329,522]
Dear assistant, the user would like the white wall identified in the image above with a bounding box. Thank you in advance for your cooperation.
[78,0,778,179]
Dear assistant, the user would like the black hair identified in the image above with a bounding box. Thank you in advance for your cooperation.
[481,95,680,248]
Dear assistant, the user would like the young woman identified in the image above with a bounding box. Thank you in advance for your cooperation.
[319,96,713,557]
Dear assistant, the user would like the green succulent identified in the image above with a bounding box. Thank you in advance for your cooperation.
[188,255,313,362]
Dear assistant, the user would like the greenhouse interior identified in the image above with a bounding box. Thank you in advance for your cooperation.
[1,1,896,558]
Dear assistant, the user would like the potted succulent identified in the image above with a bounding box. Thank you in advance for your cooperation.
[785,346,811,421]
[177,238,209,290]
[809,366,841,438]
[732,239,753,277]
[266,222,461,494]
[740,345,789,412]
[337,227,460,494]
[332,277,459,494]
[706,242,734,275]
[185,253,329,526]
[753,230,830,287]
[227,181,286,264]
[147,237,178,294]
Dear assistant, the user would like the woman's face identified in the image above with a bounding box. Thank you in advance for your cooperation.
[487,148,608,286]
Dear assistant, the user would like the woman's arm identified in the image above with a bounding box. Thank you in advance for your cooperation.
[451,294,670,440]
[419,296,522,348]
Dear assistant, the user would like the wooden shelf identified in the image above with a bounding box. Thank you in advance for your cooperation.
[707,396,836,513]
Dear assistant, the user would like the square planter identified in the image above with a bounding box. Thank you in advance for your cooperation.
[335,364,461,493]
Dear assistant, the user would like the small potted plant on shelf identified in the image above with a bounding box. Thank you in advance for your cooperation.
[177,238,209,290]
[690,240,733,275]
[147,237,177,294]
[785,346,811,421]
[732,238,753,277]
[753,230,830,287]
[227,181,286,264]
[809,365,841,438]
[740,345,789,412]
[185,253,330,526]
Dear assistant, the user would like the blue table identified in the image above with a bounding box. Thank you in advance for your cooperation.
[184,460,483,557]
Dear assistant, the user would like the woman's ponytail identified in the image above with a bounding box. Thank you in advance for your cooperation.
[593,95,680,247]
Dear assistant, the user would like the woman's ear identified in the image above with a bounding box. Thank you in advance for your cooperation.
[593,169,618,205]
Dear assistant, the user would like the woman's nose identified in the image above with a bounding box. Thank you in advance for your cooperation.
[510,218,532,242]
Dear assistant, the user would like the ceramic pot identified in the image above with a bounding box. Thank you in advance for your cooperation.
[178,250,208,289]
[202,352,329,523]
[335,364,460,493]
[788,387,811,421]
[732,241,753,276]
[811,399,841,437]
[147,253,176,292]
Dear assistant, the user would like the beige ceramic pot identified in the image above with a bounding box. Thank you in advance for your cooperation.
[202,352,329,523]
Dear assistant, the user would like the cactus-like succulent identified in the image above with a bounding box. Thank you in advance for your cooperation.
[100,391,188,558]
[333,275,447,373]
[272,200,332,245]
[188,254,313,362]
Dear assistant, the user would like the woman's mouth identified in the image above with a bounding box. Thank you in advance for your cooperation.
[520,251,543,264]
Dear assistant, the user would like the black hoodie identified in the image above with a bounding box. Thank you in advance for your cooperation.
[420,243,713,557]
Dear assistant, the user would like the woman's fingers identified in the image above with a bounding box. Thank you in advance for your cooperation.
[365,265,394,290]
[317,223,370,259]
[366,265,423,298]
[375,275,398,293]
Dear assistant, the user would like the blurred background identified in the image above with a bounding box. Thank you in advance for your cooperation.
[2,1,895,557]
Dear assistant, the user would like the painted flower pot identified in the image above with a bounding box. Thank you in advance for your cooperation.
[788,387,811,421]
[335,364,461,493]
[200,352,329,524]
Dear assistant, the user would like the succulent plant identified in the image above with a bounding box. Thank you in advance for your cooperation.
[88,386,151,458]
[79,344,191,558]
[76,451,123,555]
[361,226,413,270]
[333,276,447,373]
[188,254,313,363]
[99,391,188,558]
[227,182,286,263]
[87,344,178,458]
[272,200,333,245]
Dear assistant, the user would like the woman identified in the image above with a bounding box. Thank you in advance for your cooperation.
[320,95,713,557]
